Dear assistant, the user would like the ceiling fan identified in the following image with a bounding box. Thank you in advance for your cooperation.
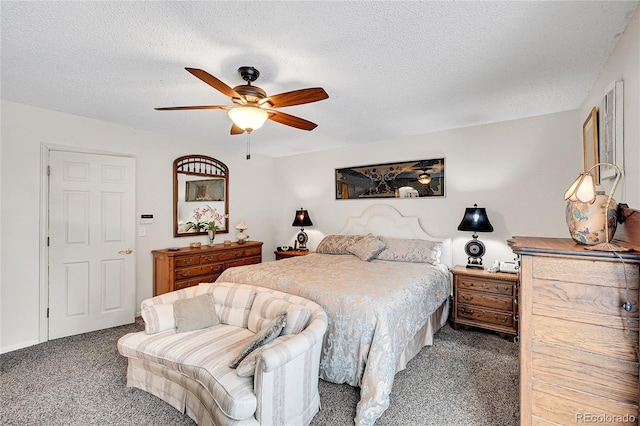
[155,66,329,134]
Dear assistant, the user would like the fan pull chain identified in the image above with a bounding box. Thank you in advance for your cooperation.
[246,132,251,160]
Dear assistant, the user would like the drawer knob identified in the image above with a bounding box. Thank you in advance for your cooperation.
[184,259,193,265]
[461,294,474,301]
[178,271,191,277]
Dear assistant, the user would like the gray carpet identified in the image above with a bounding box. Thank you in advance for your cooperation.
[1,319,518,425]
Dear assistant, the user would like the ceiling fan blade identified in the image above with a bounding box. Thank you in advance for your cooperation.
[154,105,232,111]
[261,87,328,108]
[230,123,244,135]
[267,110,318,131]
[185,68,241,99]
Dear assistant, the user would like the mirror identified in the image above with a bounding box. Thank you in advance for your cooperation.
[174,155,229,237]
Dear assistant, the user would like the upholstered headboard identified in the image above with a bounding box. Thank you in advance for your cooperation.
[337,204,453,268]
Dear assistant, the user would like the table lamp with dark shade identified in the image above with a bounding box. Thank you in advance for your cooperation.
[292,208,313,251]
[457,204,494,269]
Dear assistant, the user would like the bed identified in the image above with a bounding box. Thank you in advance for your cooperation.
[217,204,452,425]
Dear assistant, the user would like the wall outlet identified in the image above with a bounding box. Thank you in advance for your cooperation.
[139,227,146,237]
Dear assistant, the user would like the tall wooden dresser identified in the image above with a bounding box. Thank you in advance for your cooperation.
[152,241,262,296]
[509,236,639,425]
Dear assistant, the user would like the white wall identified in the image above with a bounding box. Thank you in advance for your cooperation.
[0,100,276,352]
[581,7,639,207]
[273,110,582,268]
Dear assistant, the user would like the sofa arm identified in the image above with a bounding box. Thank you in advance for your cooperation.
[258,309,327,373]
[253,310,327,425]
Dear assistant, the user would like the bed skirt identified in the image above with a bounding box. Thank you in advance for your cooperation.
[395,297,449,375]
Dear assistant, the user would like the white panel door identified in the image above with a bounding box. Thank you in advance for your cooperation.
[48,151,135,339]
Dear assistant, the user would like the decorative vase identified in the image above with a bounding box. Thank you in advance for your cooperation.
[207,229,216,246]
[565,192,617,245]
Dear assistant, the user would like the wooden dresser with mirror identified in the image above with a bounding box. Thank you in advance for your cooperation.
[509,206,640,425]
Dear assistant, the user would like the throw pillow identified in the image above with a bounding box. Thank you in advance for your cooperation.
[376,237,443,265]
[316,234,364,254]
[235,335,296,377]
[348,233,387,261]
[229,311,287,369]
[173,293,220,333]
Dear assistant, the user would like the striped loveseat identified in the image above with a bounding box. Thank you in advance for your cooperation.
[117,282,328,426]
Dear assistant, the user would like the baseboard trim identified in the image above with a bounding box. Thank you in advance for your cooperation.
[1,339,40,354]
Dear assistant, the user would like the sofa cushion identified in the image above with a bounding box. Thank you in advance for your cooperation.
[196,285,256,328]
[230,312,287,369]
[174,293,219,332]
[118,324,258,420]
[247,293,312,335]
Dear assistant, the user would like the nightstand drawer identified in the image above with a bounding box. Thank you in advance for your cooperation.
[457,277,513,296]
[457,289,512,311]
[457,304,514,328]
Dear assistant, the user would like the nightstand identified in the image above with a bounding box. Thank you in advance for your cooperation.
[451,265,519,341]
[274,250,310,260]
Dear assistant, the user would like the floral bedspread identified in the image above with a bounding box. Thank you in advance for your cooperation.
[217,253,450,425]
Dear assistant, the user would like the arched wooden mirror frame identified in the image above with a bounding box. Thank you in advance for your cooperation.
[174,155,229,237]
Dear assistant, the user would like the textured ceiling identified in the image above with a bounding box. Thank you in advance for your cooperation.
[1,1,637,158]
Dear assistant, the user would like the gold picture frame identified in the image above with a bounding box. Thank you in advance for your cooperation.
[583,106,599,182]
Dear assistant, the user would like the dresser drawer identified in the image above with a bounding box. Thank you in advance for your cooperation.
[457,289,512,311]
[244,246,262,257]
[200,250,245,263]
[175,263,224,280]
[174,274,221,290]
[457,277,513,296]
[457,304,514,328]
[225,257,261,269]
[175,256,201,267]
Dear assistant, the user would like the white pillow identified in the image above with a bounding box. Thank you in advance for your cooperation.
[141,303,175,334]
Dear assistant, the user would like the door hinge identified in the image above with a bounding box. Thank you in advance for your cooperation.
[47,308,50,318]
[47,165,51,176]
[47,237,50,247]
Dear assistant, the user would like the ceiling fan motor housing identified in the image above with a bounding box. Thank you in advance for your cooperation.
[238,66,260,82]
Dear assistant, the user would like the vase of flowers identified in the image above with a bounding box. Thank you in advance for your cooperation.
[206,222,219,246]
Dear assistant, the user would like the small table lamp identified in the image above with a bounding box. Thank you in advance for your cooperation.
[564,162,631,252]
[457,204,494,269]
[292,208,313,251]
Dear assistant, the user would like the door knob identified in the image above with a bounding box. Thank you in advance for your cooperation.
[118,248,133,255]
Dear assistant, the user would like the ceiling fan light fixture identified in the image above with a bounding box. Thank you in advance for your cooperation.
[418,173,431,185]
[228,106,268,133]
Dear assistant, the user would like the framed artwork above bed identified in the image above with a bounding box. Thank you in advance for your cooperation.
[335,158,445,199]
